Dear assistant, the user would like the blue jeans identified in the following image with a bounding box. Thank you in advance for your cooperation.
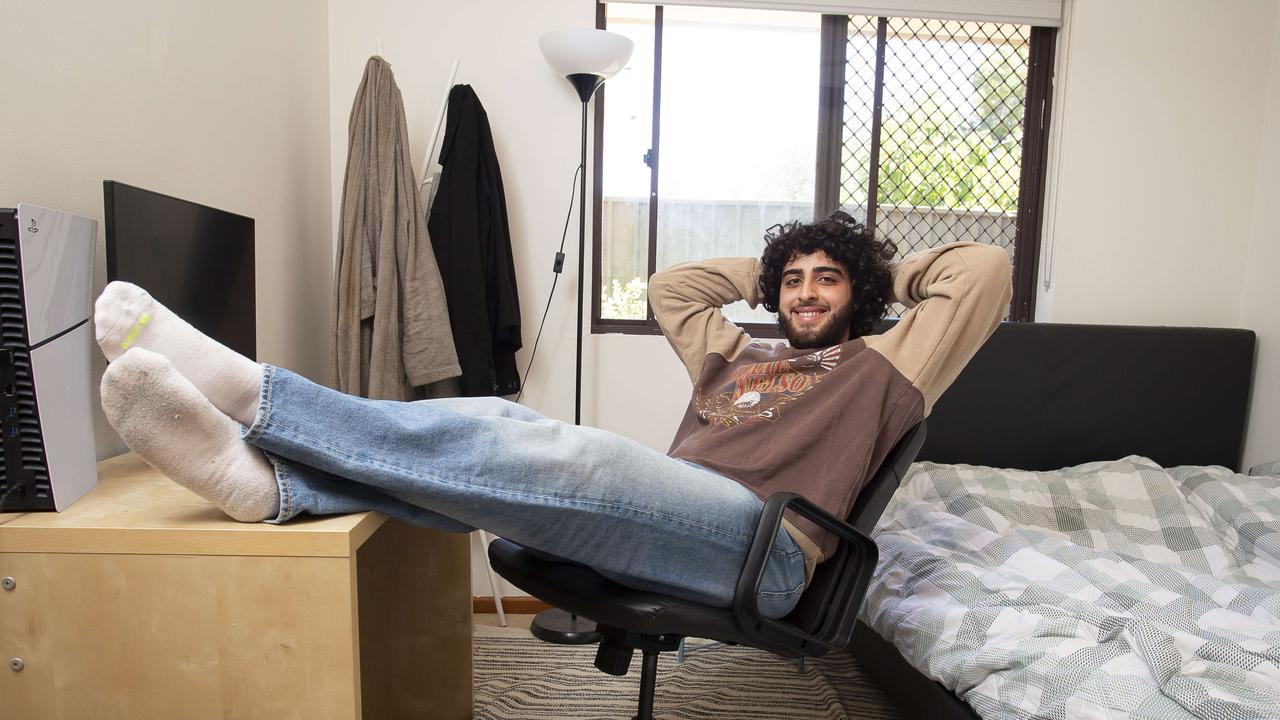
[241,365,808,618]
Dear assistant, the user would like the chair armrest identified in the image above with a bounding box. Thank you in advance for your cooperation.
[732,492,878,657]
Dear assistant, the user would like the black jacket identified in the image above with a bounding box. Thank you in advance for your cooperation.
[428,84,522,396]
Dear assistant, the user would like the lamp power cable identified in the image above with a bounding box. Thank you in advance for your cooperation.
[515,163,581,406]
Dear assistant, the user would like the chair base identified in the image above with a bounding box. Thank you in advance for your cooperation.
[529,607,602,645]
[595,628,683,720]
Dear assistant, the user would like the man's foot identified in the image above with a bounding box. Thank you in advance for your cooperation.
[101,347,280,522]
[94,281,260,425]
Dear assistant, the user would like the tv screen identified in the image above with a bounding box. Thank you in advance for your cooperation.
[103,181,256,360]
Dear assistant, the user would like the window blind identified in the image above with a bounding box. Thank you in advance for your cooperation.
[605,0,1063,27]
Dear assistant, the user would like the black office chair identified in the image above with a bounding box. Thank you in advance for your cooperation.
[487,422,927,720]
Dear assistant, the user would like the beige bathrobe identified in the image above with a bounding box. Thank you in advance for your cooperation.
[332,57,461,400]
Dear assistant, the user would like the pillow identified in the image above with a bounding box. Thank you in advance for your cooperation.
[1249,460,1280,477]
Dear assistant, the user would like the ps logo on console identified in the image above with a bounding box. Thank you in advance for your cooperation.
[27,219,38,234]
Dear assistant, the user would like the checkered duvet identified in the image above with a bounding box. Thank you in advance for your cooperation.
[861,456,1280,719]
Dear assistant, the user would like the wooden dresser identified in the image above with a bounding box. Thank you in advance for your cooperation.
[0,452,472,719]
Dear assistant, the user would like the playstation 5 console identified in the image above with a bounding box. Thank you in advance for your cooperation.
[0,204,97,512]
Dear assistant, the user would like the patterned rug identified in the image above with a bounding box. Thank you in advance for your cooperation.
[473,634,902,719]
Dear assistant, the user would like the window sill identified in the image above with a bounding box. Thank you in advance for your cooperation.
[591,320,785,339]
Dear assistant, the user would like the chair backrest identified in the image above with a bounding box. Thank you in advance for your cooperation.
[850,422,927,534]
[782,421,927,634]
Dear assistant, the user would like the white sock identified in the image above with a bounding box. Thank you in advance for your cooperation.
[100,347,280,522]
[95,281,260,425]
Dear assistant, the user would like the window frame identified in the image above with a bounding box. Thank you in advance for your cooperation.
[591,3,1056,336]
[592,1,667,336]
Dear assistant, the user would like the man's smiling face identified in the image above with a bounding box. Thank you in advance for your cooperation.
[776,250,855,349]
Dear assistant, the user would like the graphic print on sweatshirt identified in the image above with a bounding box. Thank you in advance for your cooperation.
[693,346,842,426]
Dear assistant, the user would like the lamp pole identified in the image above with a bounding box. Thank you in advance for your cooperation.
[567,73,603,427]
[527,29,632,646]
[575,97,587,426]
[527,73,608,646]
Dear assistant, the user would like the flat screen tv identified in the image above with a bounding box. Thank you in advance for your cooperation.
[103,181,256,360]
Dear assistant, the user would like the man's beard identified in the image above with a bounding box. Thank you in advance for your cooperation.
[777,300,856,349]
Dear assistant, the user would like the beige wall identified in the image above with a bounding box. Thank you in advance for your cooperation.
[1240,6,1280,472]
[0,0,332,459]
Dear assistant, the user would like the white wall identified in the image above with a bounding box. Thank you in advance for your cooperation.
[328,0,580,420]
[1038,0,1276,328]
[326,0,700,596]
[0,0,333,459]
[1240,7,1280,472]
[1038,0,1280,469]
[327,0,619,596]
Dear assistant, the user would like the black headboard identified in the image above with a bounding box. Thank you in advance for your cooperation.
[907,321,1256,472]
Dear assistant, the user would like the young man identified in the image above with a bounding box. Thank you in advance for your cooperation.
[95,212,1009,619]
[652,212,1011,580]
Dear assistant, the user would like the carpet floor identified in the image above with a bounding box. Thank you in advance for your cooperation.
[473,633,903,719]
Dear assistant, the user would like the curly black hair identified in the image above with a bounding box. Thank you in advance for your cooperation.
[758,211,897,340]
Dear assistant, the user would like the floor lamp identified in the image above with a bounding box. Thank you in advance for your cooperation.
[526,27,634,643]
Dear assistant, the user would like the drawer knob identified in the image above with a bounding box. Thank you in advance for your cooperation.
[8,658,22,672]
[1,577,14,591]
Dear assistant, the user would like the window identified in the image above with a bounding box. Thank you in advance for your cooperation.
[594,3,1055,334]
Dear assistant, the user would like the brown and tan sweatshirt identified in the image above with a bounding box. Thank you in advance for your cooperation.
[650,242,1012,572]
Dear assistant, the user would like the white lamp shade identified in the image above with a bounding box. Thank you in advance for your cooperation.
[538,29,634,79]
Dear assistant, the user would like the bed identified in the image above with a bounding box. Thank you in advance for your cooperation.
[849,320,1277,719]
